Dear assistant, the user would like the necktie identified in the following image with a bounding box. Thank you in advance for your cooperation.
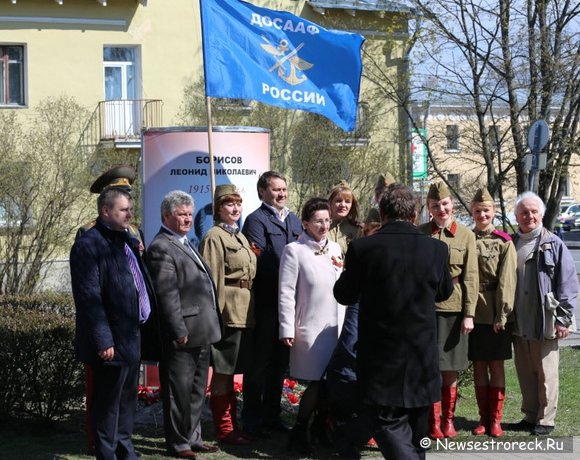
[124,243,151,323]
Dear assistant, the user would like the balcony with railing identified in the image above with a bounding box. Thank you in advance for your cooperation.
[79,99,163,153]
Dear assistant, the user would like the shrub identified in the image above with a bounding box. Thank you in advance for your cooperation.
[0,294,84,421]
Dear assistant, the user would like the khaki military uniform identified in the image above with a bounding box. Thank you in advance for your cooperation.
[473,228,516,325]
[199,223,257,328]
[328,219,363,256]
[419,220,478,316]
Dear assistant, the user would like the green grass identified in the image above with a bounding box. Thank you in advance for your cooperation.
[1,346,578,460]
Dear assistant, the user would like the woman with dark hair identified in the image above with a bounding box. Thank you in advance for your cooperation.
[279,197,345,455]
[199,184,257,445]
[327,182,363,256]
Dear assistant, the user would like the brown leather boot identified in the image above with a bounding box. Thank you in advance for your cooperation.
[428,401,444,439]
[210,393,251,445]
[472,385,489,436]
[488,386,505,437]
[441,386,458,438]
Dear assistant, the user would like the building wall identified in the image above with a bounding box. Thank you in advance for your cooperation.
[0,0,201,125]
[420,104,580,215]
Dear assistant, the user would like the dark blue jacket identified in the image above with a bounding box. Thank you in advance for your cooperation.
[242,203,302,308]
[70,219,155,366]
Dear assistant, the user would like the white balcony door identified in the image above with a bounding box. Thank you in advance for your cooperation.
[103,47,141,139]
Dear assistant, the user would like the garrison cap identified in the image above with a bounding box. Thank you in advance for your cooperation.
[90,165,136,193]
[375,172,395,193]
[471,188,494,204]
[427,181,451,201]
[214,184,241,204]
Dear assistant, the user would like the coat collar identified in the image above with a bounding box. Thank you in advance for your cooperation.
[430,219,457,236]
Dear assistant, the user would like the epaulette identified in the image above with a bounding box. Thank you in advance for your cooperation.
[492,229,512,242]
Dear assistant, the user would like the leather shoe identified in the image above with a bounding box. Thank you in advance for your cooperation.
[533,425,554,436]
[510,419,535,432]
[191,443,220,453]
[172,449,197,459]
[263,419,291,433]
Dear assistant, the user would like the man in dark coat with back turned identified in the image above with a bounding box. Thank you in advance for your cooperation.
[333,183,453,460]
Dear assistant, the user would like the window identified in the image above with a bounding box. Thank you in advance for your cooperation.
[353,102,370,139]
[0,45,25,106]
[447,174,460,191]
[446,124,459,151]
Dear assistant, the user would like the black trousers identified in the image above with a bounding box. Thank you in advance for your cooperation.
[241,307,289,430]
[90,362,140,460]
[336,404,429,460]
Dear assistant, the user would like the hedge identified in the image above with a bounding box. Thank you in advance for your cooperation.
[0,294,84,421]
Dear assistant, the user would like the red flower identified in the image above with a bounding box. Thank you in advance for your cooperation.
[286,393,299,404]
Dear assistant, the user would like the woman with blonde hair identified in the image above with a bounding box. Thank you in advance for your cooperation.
[327,182,363,256]
[469,188,516,437]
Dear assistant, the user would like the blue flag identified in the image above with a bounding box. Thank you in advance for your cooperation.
[200,0,365,132]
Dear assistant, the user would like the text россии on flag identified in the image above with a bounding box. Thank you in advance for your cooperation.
[200,0,365,132]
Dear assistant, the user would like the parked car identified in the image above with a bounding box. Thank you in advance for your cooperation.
[559,203,580,231]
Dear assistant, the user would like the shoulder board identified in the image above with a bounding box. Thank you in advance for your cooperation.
[492,229,512,241]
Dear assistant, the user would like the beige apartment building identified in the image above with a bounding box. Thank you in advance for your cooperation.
[412,102,579,220]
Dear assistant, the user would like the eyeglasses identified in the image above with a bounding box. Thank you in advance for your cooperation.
[310,219,332,226]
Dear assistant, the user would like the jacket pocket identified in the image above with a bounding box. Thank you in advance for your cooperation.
[183,304,201,317]
[449,246,465,265]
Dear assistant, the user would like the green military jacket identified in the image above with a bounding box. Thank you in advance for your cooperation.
[472,227,516,326]
[199,223,257,328]
[328,219,363,257]
[419,219,478,316]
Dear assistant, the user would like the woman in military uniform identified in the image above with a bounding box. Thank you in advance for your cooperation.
[199,184,257,445]
[469,188,516,437]
[419,182,478,439]
[327,182,363,257]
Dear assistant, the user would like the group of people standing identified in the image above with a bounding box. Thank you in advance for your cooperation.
[70,166,577,460]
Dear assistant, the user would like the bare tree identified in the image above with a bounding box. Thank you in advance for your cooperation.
[0,96,92,294]
[409,0,580,228]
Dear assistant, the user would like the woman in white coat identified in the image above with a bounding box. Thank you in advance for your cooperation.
[279,197,345,455]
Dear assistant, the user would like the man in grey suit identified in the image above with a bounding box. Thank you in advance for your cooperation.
[147,190,222,459]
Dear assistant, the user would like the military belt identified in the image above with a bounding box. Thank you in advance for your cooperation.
[225,279,250,289]
[479,281,498,292]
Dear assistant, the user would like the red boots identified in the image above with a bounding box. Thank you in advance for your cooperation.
[428,401,444,439]
[488,386,505,437]
[472,385,505,437]
[472,385,489,436]
[441,386,458,438]
[210,392,251,445]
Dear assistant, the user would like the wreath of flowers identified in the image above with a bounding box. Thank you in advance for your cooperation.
[282,378,303,405]
[137,384,160,405]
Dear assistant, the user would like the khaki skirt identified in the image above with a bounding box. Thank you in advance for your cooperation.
[437,312,469,371]
[211,326,252,375]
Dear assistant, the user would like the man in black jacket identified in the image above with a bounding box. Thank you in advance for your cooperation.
[71,188,154,460]
[333,183,453,460]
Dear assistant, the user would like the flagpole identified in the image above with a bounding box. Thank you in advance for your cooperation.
[205,96,216,202]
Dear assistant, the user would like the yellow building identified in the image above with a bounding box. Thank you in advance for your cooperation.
[1,0,415,186]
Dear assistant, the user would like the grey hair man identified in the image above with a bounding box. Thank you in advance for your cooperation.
[146,190,222,458]
[511,191,577,436]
